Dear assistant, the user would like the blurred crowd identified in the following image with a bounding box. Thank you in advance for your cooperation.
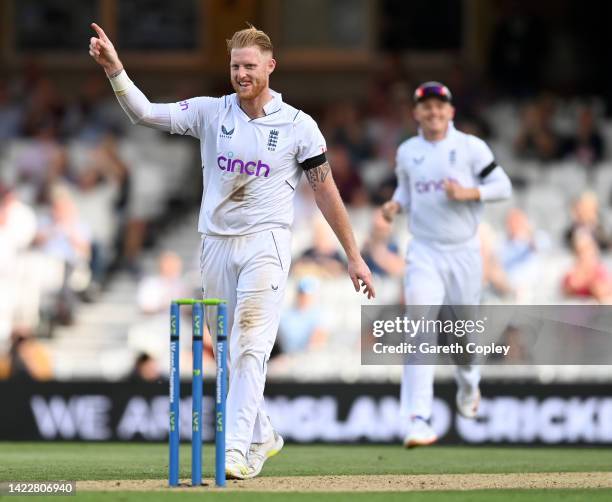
[0,68,200,379]
[2,61,612,380]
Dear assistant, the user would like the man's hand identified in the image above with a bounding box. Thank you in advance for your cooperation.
[444,179,480,202]
[348,256,375,299]
[89,23,123,76]
[381,200,401,223]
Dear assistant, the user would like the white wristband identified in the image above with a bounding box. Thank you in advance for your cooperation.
[109,70,133,96]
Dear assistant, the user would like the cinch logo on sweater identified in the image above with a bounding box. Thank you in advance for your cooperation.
[217,155,270,177]
[415,177,458,194]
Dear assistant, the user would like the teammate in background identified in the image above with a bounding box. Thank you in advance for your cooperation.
[88,23,374,478]
[381,82,511,447]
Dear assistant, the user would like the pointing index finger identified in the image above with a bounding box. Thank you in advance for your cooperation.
[91,23,109,41]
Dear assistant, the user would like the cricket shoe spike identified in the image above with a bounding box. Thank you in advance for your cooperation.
[403,416,438,448]
[246,430,284,479]
[225,449,250,480]
[456,386,481,419]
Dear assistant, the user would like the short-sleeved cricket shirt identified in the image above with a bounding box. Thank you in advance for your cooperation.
[168,90,326,236]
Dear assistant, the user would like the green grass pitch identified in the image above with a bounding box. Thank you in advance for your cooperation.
[0,443,610,501]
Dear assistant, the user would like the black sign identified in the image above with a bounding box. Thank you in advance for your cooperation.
[1,382,611,445]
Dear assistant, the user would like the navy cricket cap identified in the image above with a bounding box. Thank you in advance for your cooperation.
[413,81,452,104]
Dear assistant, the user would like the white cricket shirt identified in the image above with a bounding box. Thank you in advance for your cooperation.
[392,123,511,247]
[168,90,326,236]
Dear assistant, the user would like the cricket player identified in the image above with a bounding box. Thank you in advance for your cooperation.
[381,82,511,447]
[88,23,374,478]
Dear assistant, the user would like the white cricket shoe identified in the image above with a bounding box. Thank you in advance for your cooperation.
[403,416,438,448]
[225,449,250,480]
[456,386,481,419]
[247,430,284,478]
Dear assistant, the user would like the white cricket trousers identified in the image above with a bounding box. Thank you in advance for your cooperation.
[200,228,291,455]
[400,238,482,421]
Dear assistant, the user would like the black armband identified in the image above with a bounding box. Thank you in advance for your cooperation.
[479,161,498,179]
[301,152,327,171]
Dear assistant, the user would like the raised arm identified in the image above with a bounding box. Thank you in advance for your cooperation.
[89,23,171,131]
[305,162,375,299]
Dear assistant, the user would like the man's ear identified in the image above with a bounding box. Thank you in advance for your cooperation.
[268,58,276,75]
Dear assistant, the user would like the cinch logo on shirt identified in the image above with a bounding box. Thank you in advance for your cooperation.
[217,155,270,177]
[415,177,458,194]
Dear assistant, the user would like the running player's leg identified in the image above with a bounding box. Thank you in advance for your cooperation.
[446,245,482,417]
[400,242,445,444]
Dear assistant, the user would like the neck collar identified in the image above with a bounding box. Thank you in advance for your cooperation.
[418,121,456,142]
[235,89,283,118]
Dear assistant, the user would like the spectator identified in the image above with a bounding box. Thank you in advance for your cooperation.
[0,183,37,253]
[13,118,67,204]
[562,230,612,303]
[370,173,397,206]
[480,223,514,298]
[560,106,605,168]
[21,78,65,139]
[118,159,162,278]
[447,63,491,138]
[0,330,53,381]
[71,132,128,195]
[0,184,37,343]
[69,132,129,289]
[322,103,374,165]
[293,216,346,278]
[292,177,318,229]
[325,144,369,207]
[128,352,162,382]
[137,251,189,315]
[365,82,415,167]
[63,74,125,141]
[35,186,92,324]
[514,100,561,162]
[564,192,610,251]
[277,277,328,354]
[361,209,404,277]
[499,208,549,300]
[491,326,531,363]
[0,78,23,142]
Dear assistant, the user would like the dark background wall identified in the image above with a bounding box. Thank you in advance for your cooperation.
[1,0,611,108]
